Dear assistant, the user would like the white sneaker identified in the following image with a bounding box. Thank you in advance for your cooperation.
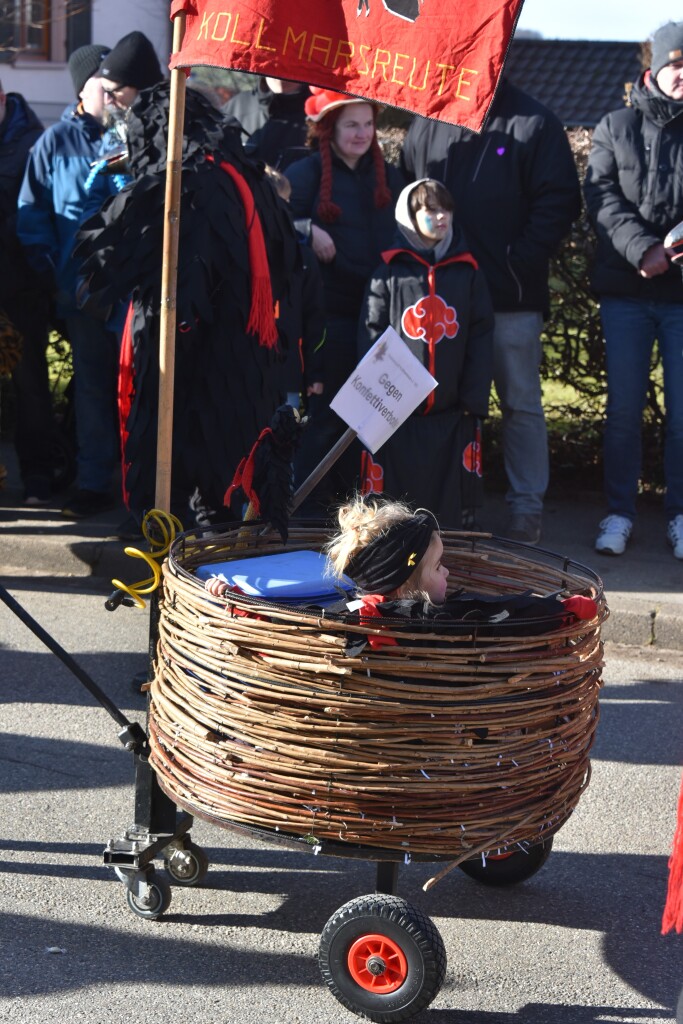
[595,514,633,555]
[667,515,683,559]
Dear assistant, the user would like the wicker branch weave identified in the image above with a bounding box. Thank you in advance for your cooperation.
[149,524,606,861]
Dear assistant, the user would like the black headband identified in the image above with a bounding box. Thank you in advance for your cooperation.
[345,512,437,595]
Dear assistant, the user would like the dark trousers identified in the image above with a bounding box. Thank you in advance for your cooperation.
[65,311,119,493]
[8,290,54,488]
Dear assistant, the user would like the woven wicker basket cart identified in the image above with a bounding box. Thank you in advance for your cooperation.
[103,520,606,1023]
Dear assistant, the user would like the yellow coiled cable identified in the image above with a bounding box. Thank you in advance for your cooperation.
[110,509,184,609]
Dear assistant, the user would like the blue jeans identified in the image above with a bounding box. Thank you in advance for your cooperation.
[65,311,119,493]
[492,311,548,516]
[601,297,683,520]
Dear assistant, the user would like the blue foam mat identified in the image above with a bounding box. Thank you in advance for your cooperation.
[195,549,354,605]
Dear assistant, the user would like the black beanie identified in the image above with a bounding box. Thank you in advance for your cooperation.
[98,31,164,91]
[651,21,683,82]
[68,43,110,97]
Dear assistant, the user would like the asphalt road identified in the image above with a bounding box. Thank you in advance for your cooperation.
[1,575,682,1024]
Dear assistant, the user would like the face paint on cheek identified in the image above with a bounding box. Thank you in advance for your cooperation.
[422,213,437,233]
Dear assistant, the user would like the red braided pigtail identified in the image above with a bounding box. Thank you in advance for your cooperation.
[371,135,393,209]
[317,132,342,223]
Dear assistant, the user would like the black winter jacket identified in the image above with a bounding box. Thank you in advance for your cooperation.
[276,237,325,394]
[358,225,493,417]
[583,72,683,302]
[0,93,43,304]
[400,81,581,315]
[286,148,403,318]
[224,82,309,170]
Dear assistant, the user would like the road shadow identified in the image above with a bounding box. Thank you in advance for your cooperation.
[1,842,679,1012]
[0,732,134,791]
[594,681,683,765]
[1,647,148,713]
[0,910,321,999]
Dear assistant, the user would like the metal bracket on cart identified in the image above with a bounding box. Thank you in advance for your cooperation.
[104,813,211,918]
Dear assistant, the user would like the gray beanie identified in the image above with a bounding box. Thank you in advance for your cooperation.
[68,44,111,97]
[651,21,683,82]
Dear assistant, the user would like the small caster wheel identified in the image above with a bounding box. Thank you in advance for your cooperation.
[163,841,209,887]
[459,836,553,887]
[125,870,172,920]
[319,893,446,1023]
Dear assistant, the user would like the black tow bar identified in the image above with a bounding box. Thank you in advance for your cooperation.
[0,581,147,754]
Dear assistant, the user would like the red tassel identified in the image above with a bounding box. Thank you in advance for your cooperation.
[215,158,278,349]
[662,770,683,934]
[118,301,135,509]
[223,427,273,513]
[223,456,247,511]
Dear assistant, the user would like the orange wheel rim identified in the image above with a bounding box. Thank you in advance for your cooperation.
[347,933,408,993]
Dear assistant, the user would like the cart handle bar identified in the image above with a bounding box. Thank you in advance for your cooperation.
[0,581,147,753]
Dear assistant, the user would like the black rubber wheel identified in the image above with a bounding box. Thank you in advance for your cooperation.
[163,841,209,887]
[125,870,172,920]
[318,894,447,1023]
[459,837,553,887]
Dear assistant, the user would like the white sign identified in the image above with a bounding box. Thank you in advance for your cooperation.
[329,326,437,453]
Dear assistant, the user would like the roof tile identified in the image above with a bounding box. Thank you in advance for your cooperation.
[505,39,643,126]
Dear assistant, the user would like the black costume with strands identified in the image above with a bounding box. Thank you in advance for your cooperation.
[76,83,300,524]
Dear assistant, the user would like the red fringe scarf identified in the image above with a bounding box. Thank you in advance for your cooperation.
[662,769,683,934]
[209,155,278,348]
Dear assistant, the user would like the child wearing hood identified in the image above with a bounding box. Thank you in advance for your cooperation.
[357,178,494,528]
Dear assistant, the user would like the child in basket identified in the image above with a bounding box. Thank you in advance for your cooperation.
[357,178,494,527]
[324,496,597,641]
[204,496,597,641]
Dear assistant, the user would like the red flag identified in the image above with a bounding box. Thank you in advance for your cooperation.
[170,0,524,131]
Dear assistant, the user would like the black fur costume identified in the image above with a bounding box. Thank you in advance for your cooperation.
[76,82,300,523]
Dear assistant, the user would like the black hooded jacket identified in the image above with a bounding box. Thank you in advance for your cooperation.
[352,181,493,527]
[400,81,581,315]
[358,184,493,418]
[584,72,683,302]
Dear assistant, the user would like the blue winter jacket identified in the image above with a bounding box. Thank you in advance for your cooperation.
[17,103,105,315]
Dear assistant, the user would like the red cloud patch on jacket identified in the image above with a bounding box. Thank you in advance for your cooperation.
[401,294,459,344]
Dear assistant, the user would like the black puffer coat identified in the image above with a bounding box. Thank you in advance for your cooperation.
[584,72,683,302]
[400,80,581,315]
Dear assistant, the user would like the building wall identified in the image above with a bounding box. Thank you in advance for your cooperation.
[2,0,172,126]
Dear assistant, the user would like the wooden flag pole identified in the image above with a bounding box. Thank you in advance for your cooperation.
[290,427,358,513]
[155,11,187,512]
